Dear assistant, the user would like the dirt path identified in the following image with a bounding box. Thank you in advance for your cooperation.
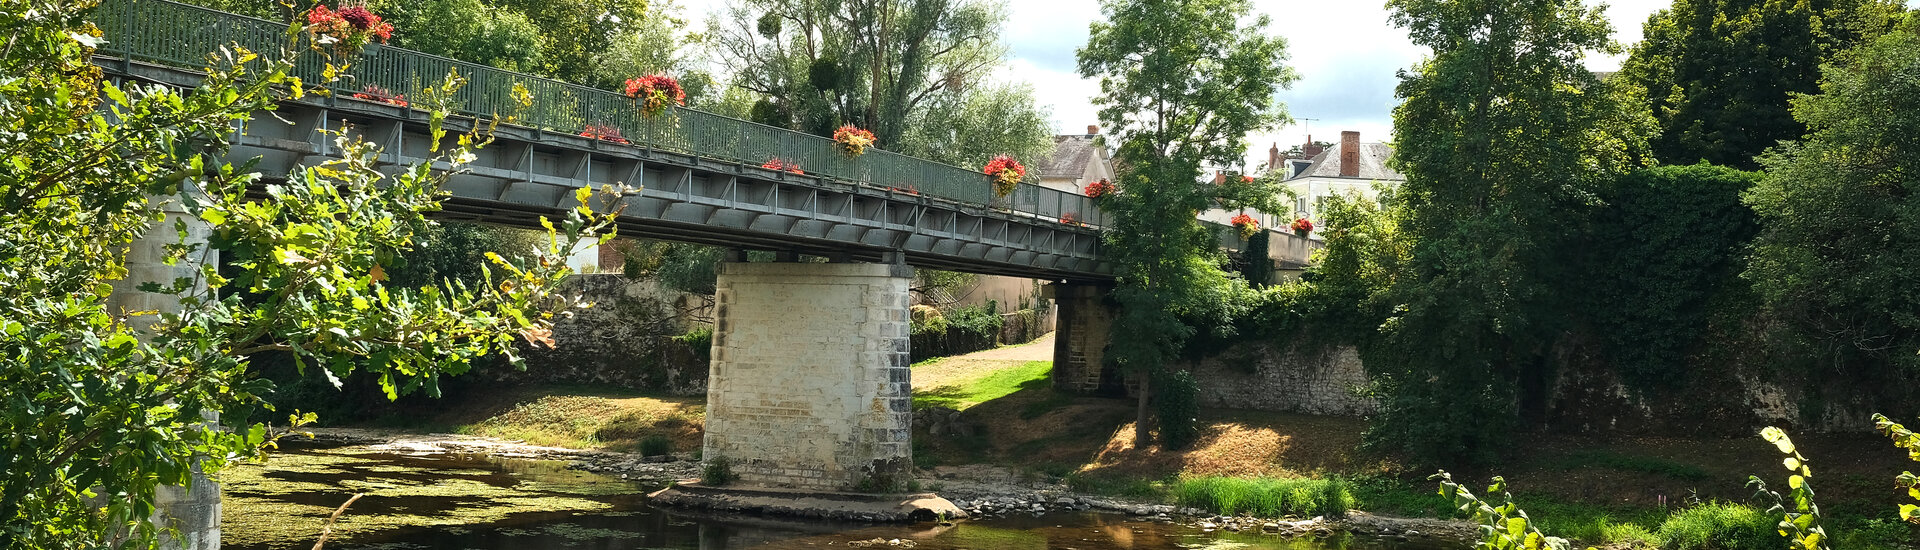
[910,332,1054,390]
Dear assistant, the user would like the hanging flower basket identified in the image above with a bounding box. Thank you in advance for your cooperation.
[1231,213,1260,239]
[1290,217,1315,237]
[624,74,687,119]
[833,124,877,158]
[1084,179,1115,199]
[580,123,629,145]
[351,84,407,107]
[305,3,393,56]
[983,155,1026,198]
[1060,212,1083,226]
[761,157,805,175]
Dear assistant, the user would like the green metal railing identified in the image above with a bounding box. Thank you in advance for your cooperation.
[92,0,1107,229]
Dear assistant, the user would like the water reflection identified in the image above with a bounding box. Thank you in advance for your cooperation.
[222,449,1455,550]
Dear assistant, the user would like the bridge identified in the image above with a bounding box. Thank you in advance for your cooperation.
[91,0,1319,537]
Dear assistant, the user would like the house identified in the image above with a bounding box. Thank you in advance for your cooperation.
[1277,130,1403,226]
[1037,125,1116,194]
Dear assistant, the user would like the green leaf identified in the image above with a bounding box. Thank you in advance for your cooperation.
[1901,504,1918,521]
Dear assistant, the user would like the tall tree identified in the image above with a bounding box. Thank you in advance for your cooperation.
[381,0,547,72]
[1369,0,1646,464]
[708,0,1048,163]
[1745,14,1920,370]
[0,4,616,546]
[1619,0,1904,169]
[1077,0,1295,448]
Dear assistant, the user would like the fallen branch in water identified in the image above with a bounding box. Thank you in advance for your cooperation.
[311,492,366,550]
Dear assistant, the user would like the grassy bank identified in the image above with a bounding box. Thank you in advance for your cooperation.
[338,350,1920,549]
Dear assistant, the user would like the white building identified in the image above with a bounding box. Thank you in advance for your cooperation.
[1278,131,1404,226]
[1036,125,1116,194]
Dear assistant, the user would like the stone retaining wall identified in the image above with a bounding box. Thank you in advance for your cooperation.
[1185,342,1377,416]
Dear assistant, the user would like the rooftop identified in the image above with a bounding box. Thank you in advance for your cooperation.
[1288,142,1404,182]
[1041,134,1103,179]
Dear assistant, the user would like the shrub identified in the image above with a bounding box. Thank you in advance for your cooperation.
[1153,369,1201,449]
[638,435,673,457]
[1174,477,1352,519]
[1654,503,1776,550]
[701,456,736,486]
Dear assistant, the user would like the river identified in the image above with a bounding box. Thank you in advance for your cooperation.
[219,447,1456,550]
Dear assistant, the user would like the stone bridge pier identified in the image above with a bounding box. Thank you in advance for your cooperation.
[1048,283,1124,396]
[701,259,915,492]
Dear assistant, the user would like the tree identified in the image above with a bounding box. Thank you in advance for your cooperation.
[382,0,547,72]
[0,4,617,546]
[708,0,1052,164]
[590,0,716,101]
[1619,0,1904,169]
[1745,14,1920,370]
[1077,0,1295,448]
[492,0,651,83]
[1367,0,1646,464]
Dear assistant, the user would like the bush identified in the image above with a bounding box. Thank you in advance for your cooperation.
[1654,503,1775,550]
[1174,477,1352,519]
[638,435,673,457]
[1153,369,1201,449]
[701,456,736,486]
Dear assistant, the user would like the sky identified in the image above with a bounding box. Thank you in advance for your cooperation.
[668,0,1900,168]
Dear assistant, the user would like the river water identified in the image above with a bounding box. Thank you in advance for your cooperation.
[221,448,1454,550]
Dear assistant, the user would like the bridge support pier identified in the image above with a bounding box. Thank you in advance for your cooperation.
[702,261,915,492]
[1049,283,1125,396]
[108,203,220,550]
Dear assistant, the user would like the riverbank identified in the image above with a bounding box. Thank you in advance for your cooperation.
[303,335,1920,549]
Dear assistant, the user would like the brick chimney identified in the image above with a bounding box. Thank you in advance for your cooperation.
[1302,135,1325,159]
[1087,124,1099,135]
[1268,143,1280,169]
[1339,131,1360,178]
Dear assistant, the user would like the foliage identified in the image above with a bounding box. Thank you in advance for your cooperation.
[1744,16,1920,370]
[943,303,1004,339]
[702,456,737,486]
[1433,472,1571,550]
[490,0,650,83]
[1654,502,1779,550]
[382,222,546,290]
[0,6,622,547]
[1077,0,1295,448]
[638,435,674,457]
[1365,0,1647,466]
[1582,164,1760,390]
[1748,426,1831,550]
[1173,477,1353,519]
[1239,230,1272,288]
[383,0,545,72]
[896,82,1057,169]
[589,0,713,99]
[1151,370,1201,450]
[1617,0,1904,169]
[709,0,1021,147]
[1871,413,1920,523]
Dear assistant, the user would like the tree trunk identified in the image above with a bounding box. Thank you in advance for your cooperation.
[1133,372,1151,446]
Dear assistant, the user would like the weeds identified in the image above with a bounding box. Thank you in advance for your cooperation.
[638,435,673,457]
[702,456,735,486]
[1174,476,1353,519]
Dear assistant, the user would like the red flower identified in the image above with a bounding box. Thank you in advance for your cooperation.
[624,74,687,118]
[307,5,337,25]
[983,155,1026,198]
[1060,212,1081,225]
[338,6,379,31]
[1290,217,1315,234]
[761,158,804,174]
[833,124,877,157]
[1242,175,1255,183]
[580,123,629,145]
[1232,213,1260,239]
[1084,179,1114,198]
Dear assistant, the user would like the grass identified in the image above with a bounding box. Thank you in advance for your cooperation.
[1652,502,1776,550]
[454,393,704,453]
[913,360,1052,410]
[1172,476,1354,519]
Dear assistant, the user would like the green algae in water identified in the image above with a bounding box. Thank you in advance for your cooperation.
[541,524,642,541]
[223,449,631,549]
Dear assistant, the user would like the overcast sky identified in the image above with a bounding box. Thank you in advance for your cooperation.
[672,0,1910,167]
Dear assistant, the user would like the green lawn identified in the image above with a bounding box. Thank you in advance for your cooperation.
[913,360,1052,410]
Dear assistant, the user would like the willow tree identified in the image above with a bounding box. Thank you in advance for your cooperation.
[1369,0,1649,464]
[1077,0,1295,449]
